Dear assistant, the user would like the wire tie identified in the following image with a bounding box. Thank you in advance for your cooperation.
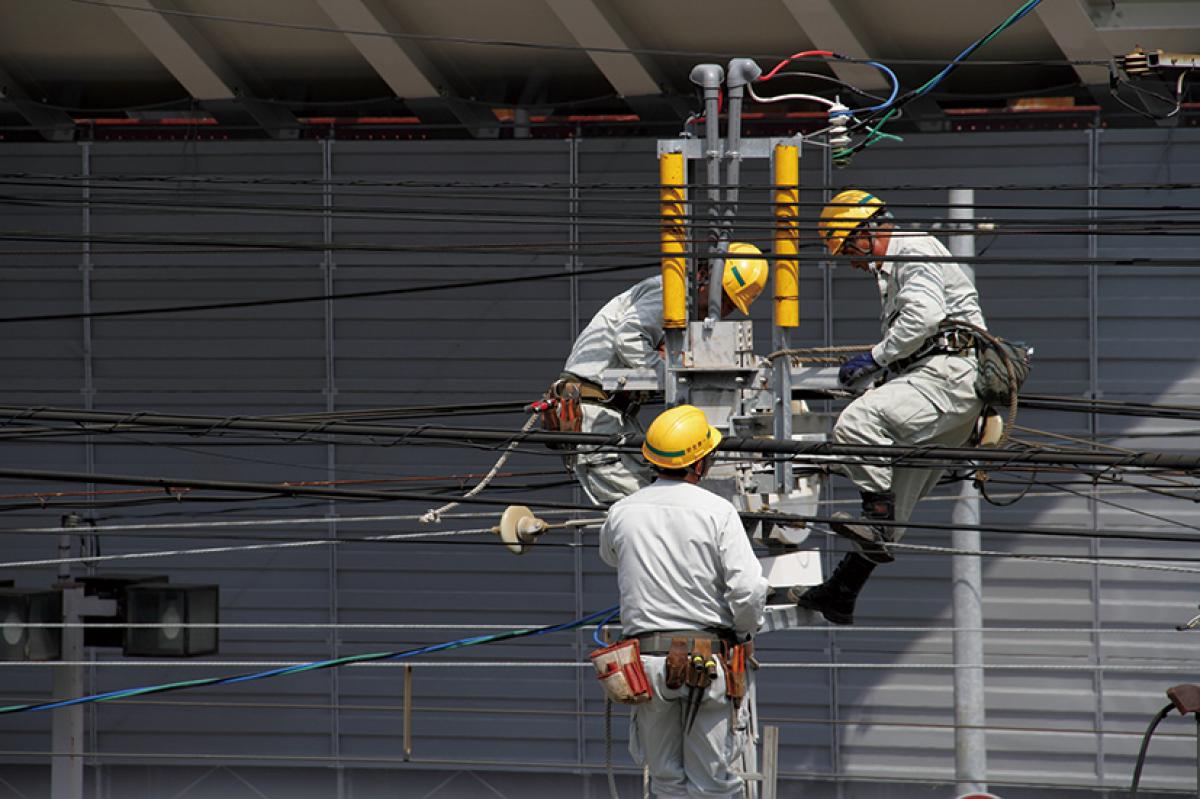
[197,415,241,438]
[286,420,335,444]
[387,424,432,449]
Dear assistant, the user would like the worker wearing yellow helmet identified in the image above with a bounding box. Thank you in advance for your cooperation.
[554,245,768,505]
[791,190,992,625]
[599,404,768,798]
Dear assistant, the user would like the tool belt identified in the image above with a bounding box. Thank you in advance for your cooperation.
[589,638,653,705]
[557,372,644,416]
[635,630,723,656]
[888,328,975,374]
[636,630,755,703]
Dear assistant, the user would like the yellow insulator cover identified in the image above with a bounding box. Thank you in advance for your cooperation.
[659,151,687,330]
[773,144,800,328]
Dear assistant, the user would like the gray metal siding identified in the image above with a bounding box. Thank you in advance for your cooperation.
[0,130,1197,796]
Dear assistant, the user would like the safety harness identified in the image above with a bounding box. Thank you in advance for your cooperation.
[887,326,976,374]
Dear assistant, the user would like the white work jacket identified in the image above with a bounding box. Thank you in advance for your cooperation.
[563,276,663,384]
[599,478,768,639]
[869,231,986,368]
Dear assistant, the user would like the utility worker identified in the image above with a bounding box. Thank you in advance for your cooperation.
[558,244,768,505]
[790,190,986,625]
[599,404,768,798]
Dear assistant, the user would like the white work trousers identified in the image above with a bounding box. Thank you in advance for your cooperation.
[574,403,651,505]
[833,353,982,537]
[629,655,748,799]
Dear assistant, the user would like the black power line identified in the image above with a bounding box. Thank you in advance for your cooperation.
[1,406,1199,471]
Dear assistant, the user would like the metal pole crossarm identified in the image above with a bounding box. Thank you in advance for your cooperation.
[0,406,1198,471]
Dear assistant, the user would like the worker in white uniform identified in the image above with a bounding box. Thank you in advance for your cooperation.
[790,190,986,625]
[560,244,768,505]
[600,405,768,798]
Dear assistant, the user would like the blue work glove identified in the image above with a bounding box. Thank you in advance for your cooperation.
[838,351,881,387]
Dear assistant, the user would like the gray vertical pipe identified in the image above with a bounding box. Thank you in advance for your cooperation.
[949,188,987,794]
[689,64,724,323]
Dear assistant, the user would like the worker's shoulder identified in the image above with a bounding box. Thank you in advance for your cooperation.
[893,231,950,259]
[613,480,737,517]
[629,274,663,300]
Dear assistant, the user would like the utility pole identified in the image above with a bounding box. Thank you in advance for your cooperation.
[51,514,114,799]
[949,188,987,795]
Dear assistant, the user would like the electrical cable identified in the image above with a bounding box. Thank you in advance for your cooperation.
[1129,702,1175,795]
[832,0,1045,162]
[0,259,660,325]
[5,407,1200,471]
[0,604,619,715]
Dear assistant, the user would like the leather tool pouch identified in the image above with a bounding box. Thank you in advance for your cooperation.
[664,637,689,690]
[722,644,747,702]
[684,640,716,691]
[589,639,652,705]
[539,380,582,444]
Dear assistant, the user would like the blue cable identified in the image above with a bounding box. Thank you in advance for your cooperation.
[846,61,900,114]
[592,606,622,647]
[0,604,620,715]
[914,0,1042,98]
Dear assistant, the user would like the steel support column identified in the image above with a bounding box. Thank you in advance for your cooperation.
[949,187,987,795]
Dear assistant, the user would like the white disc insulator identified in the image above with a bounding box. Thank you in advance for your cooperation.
[496,505,546,555]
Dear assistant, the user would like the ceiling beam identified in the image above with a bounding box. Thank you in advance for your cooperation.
[1034,0,1123,114]
[777,0,892,92]
[544,0,686,122]
[1091,1,1200,31]
[107,0,299,139]
[0,63,75,142]
[315,0,498,138]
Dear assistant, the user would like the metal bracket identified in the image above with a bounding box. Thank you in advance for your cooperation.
[657,135,803,161]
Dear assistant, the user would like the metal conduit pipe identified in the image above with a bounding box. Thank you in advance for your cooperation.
[689,63,725,323]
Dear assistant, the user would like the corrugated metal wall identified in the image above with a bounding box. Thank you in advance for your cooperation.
[0,129,1198,798]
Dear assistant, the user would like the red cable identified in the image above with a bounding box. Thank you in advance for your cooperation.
[760,49,837,82]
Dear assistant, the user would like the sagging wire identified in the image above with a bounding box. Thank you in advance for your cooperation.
[1109,65,1192,122]
[0,604,619,716]
[13,171,1200,202]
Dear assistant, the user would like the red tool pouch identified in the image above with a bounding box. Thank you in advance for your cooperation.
[722,643,748,701]
[589,639,653,705]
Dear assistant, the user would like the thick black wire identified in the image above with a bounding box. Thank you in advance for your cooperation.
[7,192,1200,234]
[12,171,1200,193]
[5,178,1200,214]
[1129,703,1176,796]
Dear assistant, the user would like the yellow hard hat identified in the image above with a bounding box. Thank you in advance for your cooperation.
[642,405,723,469]
[819,190,885,255]
[722,241,768,315]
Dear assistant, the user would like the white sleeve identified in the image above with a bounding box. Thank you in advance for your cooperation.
[599,517,618,569]
[717,507,768,638]
[871,259,947,366]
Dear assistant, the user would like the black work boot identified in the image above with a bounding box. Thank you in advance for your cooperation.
[787,553,877,625]
[829,490,896,564]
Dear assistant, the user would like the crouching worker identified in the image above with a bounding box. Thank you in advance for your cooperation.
[791,189,987,625]
[596,405,768,798]
[550,245,769,505]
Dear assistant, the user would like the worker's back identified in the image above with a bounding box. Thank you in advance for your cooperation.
[563,275,663,383]
[599,478,766,639]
